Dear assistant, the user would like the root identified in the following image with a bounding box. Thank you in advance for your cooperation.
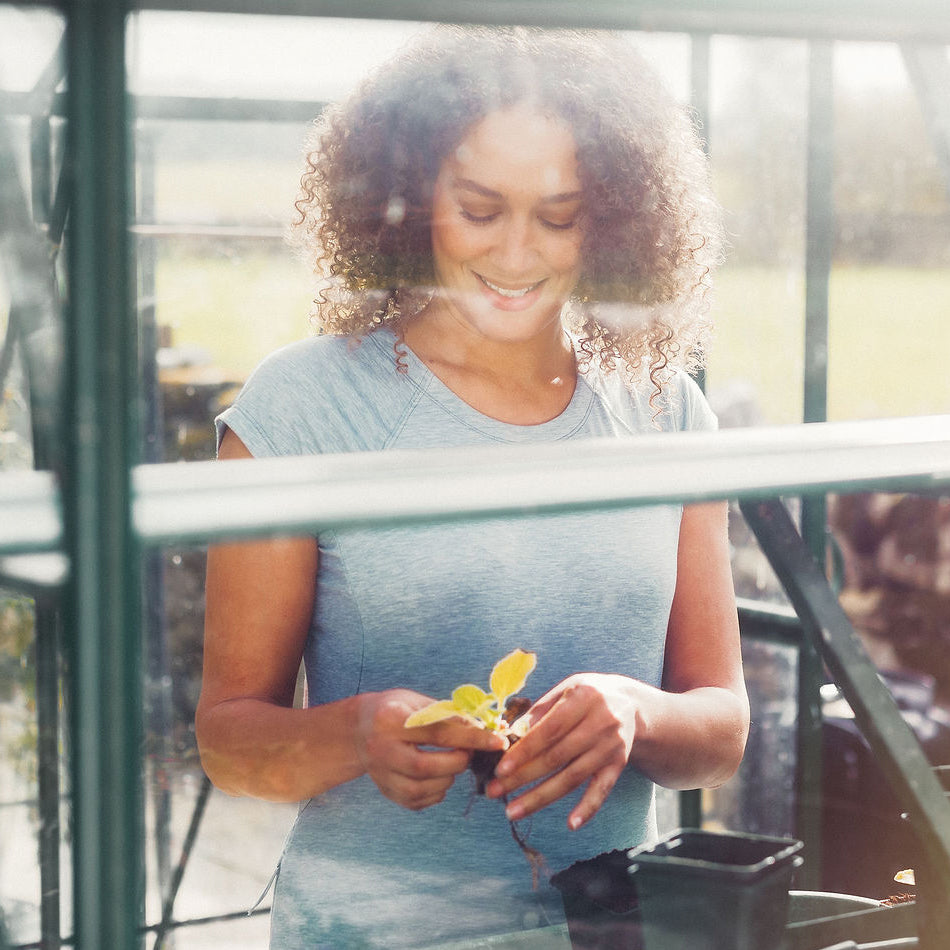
[505,798,549,890]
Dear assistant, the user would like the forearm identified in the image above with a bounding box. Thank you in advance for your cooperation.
[196,695,366,802]
[630,680,749,790]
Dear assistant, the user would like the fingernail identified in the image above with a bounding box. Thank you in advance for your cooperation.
[569,815,584,831]
[495,759,512,776]
[505,802,524,821]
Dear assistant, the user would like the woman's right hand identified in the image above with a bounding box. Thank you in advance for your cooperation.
[355,689,506,811]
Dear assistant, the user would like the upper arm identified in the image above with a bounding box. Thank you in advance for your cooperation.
[662,501,747,702]
[198,428,319,716]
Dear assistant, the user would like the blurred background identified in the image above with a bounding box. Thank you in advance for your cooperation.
[1,7,948,947]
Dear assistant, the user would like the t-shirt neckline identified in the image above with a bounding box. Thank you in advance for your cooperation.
[367,328,594,443]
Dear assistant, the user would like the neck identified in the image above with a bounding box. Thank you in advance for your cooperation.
[404,299,575,387]
[402,300,577,426]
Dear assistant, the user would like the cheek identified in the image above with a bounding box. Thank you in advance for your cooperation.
[431,216,487,269]
[549,234,584,278]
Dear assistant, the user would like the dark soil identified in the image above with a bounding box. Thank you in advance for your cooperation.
[470,696,532,794]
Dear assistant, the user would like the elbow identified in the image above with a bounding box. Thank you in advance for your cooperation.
[197,754,244,798]
[194,706,308,803]
[194,704,263,799]
[708,697,751,788]
[194,709,246,797]
[195,736,298,802]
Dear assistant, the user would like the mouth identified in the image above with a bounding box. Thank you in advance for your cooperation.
[475,273,545,298]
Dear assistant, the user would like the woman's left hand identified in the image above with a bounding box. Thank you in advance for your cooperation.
[484,503,750,832]
[484,672,640,831]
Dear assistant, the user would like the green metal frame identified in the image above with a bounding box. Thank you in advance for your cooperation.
[3,1,950,948]
[61,3,144,949]
[16,0,950,41]
[742,498,950,950]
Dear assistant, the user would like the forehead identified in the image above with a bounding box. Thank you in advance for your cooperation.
[444,105,582,195]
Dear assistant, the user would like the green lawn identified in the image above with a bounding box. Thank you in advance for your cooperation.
[153,247,314,379]
[708,264,950,424]
[154,252,950,425]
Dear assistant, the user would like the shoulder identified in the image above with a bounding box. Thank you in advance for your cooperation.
[215,331,411,457]
[582,362,718,435]
[246,332,384,383]
[659,369,719,433]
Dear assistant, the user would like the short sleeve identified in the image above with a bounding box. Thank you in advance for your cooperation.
[213,332,418,459]
[214,343,311,458]
[676,370,719,433]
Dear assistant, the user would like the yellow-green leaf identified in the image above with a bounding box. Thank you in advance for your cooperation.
[489,648,537,706]
[404,700,466,728]
[452,684,491,714]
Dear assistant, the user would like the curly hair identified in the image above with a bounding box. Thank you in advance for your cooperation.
[292,25,723,393]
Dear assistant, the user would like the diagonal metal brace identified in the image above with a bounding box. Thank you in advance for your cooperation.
[740,498,950,950]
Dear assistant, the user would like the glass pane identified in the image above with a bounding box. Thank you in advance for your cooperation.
[704,35,809,428]
[0,6,68,947]
[126,18,753,948]
[0,6,64,476]
[704,37,950,425]
[142,543,294,946]
[828,42,950,422]
[124,11,946,947]
[705,36,809,428]
[706,638,799,838]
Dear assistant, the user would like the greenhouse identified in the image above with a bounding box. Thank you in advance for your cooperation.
[2,1,950,948]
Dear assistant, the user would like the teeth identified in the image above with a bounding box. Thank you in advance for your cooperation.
[480,275,540,298]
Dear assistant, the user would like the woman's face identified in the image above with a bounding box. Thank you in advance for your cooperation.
[428,104,585,345]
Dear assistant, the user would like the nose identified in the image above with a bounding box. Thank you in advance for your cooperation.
[492,215,537,276]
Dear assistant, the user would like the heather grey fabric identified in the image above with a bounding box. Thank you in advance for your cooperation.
[216,328,717,949]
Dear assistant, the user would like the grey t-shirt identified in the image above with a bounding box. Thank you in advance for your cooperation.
[216,328,717,949]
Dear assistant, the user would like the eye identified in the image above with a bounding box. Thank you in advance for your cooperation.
[539,217,578,232]
[460,208,499,225]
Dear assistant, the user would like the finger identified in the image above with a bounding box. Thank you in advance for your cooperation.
[487,721,592,797]
[490,689,596,789]
[495,698,585,776]
[409,720,508,752]
[390,743,472,781]
[567,763,625,830]
[376,771,457,811]
[503,746,609,821]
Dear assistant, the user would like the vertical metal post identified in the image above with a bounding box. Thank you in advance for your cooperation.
[137,124,176,934]
[35,598,62,950]
[63,2,144,950]
[30,117,52,226]
[742,498,950,950]
[28,63,63,950]
[690,31,712,398]
[796,39,836,889]
[803,41,834,473]
[678,30,713,833]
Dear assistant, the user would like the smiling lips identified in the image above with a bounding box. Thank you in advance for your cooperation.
[476,273,545,299]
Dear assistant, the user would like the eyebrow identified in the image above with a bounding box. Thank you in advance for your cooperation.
[452,176,584,205]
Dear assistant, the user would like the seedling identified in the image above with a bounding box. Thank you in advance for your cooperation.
[404,648,545,884]
[404,648,537,739]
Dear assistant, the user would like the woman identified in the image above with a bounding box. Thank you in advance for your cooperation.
[197,25,749,949]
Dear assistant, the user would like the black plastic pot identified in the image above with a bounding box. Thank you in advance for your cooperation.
[552,829,804,950]
[551,848,643,950]
[630,829,804,950]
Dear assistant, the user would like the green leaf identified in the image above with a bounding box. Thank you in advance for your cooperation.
[452,684,491,714]
[404,700,467,728]
[489,649,537,707]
